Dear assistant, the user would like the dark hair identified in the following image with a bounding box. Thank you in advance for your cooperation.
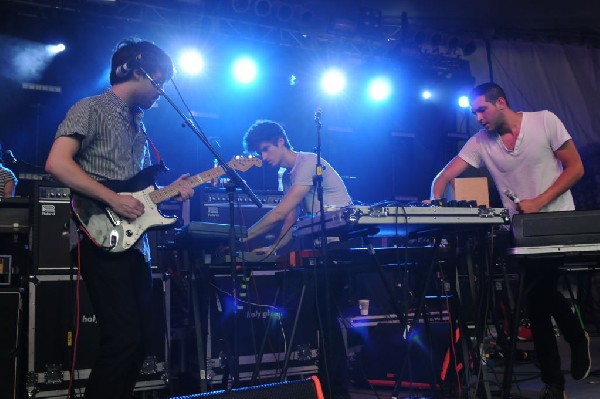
[469,82,510,107]
[110,39,174,85]
[243,120,292,154]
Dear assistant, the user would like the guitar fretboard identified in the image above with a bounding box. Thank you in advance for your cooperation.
[147,157,261,205]
[149,166,225,204]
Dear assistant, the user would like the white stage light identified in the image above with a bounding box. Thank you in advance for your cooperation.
[321,68,346,96]
[179,50,205,75]
[232,57,257,84]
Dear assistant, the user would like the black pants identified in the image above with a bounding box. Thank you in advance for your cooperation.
[525,261,585,390]
[75,239,153,399]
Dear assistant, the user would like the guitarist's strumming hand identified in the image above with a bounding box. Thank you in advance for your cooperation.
[170,173,195,202]
[108,192,145,220]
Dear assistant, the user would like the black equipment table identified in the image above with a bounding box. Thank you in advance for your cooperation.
[503,239,600,398]
[294,205,510,398]
[504,211,600,399]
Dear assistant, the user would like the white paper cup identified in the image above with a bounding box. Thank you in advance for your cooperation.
[358,299,370,316]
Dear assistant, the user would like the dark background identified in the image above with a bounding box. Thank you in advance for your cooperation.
[1,0,598,206]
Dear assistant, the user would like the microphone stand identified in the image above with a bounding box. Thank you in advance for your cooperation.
[141,68,262,389]
[140,68,262,209]
[313,110,333,399]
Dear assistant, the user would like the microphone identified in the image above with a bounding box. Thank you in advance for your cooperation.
[503,189,520,204]
[314,108,322,124]
[4,150,17,164]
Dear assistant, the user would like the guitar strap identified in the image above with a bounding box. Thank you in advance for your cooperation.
[141,128,167,169]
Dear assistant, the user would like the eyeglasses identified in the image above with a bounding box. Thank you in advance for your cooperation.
[152,78,166,89]
[145,73,166,89]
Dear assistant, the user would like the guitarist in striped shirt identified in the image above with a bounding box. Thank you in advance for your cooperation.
[45,39,193,399]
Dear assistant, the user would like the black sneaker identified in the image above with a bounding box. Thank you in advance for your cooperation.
[539,384,566,399]
[571,331,591,381]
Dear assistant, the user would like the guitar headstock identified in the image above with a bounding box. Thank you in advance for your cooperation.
[228,155,263,171]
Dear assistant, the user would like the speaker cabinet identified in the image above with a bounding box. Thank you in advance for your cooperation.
[207,270,319,385]
[26,274,169,398]
[0,289,22,399]
[169,376,323,399]
[30,182,72,274]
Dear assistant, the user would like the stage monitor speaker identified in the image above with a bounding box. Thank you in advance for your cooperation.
[30,181,72,274]
[27,274,169,398]
[0,289,22,399]
[169,376,323,399]
[207,270,319,385]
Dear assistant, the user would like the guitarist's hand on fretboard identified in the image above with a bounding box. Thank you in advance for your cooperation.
[170,173,195,202]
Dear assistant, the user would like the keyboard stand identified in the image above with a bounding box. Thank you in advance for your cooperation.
[502,244,600,399]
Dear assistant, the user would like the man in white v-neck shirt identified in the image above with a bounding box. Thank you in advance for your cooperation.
[431,83,581,216]
[430,82,589,399]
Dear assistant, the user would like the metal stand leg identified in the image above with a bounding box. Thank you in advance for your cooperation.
[502,265,525,399]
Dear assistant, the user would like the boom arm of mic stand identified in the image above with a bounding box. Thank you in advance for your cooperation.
[140,68,262,208]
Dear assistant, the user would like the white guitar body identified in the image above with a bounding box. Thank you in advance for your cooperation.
[77,186,177,252]
[111,186,177,251]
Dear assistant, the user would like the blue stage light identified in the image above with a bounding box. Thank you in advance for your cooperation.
[232,57,258,84]
[368,77,392,102]
[46,43,66,54]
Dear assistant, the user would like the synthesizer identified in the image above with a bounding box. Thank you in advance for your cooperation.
[511,210,600,247]
[294,204,509,238]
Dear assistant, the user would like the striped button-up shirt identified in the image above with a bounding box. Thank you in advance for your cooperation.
[56,89,152,260]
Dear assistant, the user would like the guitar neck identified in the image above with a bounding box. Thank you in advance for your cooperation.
[149,166,226,204]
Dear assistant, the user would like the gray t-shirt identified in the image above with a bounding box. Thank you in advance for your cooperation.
[284,152,352,215]
[459,110,574,217]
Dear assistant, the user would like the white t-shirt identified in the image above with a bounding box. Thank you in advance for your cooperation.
[458,110,575,216]
[284,152,352,215]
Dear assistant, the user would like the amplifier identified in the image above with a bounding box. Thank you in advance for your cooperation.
[30,182,72,274]
[0,197,29,234]
[0,289,22,399]
[27,274,169,398]
[199,188,282,225]
[196,188,283,249]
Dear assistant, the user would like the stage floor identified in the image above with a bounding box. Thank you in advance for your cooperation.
[153,326,600,399]
[348,330,600,399]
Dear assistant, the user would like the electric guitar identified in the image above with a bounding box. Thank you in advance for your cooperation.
[71,156,262,253]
